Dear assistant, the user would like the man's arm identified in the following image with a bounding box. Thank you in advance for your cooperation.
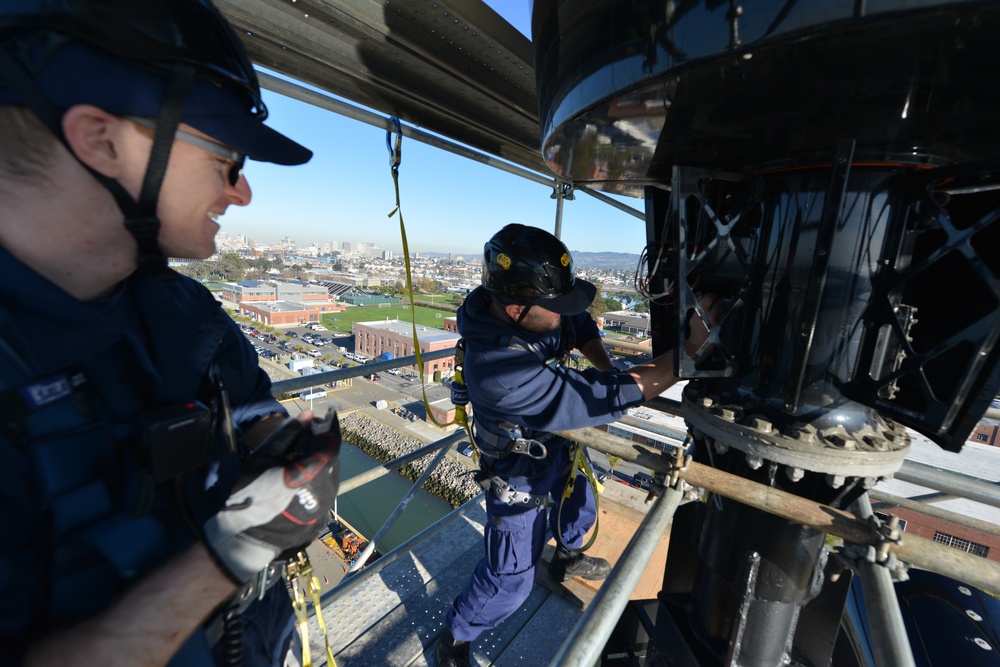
[626,349,679,400]
[626,295,721,400]
[25,544,236,667]
[579,337,615,371]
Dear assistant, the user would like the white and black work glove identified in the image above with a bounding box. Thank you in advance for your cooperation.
[204,410,341,583]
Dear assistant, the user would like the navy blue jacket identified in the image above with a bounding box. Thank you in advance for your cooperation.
[458,287,645,436]
[0,248,283,664]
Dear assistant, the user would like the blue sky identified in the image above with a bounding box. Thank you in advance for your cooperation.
[221,1,646,257]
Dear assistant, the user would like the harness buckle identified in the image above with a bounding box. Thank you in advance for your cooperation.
[511,438,547,460]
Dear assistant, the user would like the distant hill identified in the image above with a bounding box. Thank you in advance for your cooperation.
[571,251,641,271]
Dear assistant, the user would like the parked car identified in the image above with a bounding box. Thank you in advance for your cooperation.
[364,373,381,381]
[386,368,400,376]
[307,349,322,357]
[287,331,298,338]
[632,471,654,489]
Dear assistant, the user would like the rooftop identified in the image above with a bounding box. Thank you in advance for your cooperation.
[243,300,321,313]
[357,320,462,344]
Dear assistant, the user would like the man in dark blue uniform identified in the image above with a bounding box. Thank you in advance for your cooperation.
[436,224,707,666]
[0,2,339,665]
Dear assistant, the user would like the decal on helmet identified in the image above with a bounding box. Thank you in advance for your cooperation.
[497,253,512,270]
[560,253,570,267]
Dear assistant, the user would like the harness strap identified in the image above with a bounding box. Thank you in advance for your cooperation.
[473,416,551,460]
[483,475,548,508]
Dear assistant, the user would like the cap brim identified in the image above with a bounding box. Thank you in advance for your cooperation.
[187,111,313,166]
[537,279,597,315]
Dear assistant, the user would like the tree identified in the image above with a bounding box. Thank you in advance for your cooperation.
[176,261,211,282]
[601,297,623,312]
[215,253,248,281]
[605,454,622,476]
[587,280,606,319]
[633,300,650,313]
[417,277,443,293]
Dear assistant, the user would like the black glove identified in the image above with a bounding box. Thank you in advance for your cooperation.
[204,411,341,583]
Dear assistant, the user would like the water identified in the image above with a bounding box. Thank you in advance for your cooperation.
[333,443,454,553]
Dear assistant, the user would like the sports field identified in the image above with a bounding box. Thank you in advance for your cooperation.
[321,304,452,333]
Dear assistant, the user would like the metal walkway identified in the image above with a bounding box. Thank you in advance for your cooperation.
[303,500,585,666]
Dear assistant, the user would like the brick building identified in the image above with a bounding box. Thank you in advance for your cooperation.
[969,419,1000,447]
[354,320,460,380]
[875,434,1000,563]
[239,300,345,326]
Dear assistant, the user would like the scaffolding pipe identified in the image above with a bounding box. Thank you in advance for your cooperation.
[604,337,655,354]
[896,459,1000,509]
[869,489,1000,538]
[554,189,565,239]
[645,395,686,419]
[271,347,456,396]
[549,484,684,667]
[853,495,917,667]
[258,72,645,223]
[346,438,456,572]
[554,426,1000,592]
[338,431,465,495]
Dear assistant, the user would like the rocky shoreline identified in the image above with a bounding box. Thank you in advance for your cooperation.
[339,412,482,507]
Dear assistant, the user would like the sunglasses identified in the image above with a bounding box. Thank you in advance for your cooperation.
[127,116,246,186]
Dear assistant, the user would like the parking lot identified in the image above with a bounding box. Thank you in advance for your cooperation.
[239,322,366,368]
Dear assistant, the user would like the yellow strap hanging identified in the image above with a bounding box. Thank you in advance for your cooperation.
[556,440,601,554]
[384,118,475,452]
[286,552,337,667]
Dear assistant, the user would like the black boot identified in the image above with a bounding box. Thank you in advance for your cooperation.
[435,627,472,667]
[548,549,612,582]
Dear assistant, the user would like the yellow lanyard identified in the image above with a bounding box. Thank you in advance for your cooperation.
[558,441,601,553]
[286,552,337,667]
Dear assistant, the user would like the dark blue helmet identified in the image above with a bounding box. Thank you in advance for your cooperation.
[482,224,596,315]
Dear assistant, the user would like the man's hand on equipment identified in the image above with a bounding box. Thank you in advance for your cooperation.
[204,410,341,583]
[685,294,722,363]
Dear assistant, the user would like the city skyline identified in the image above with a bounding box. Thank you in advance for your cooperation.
[214,229,640,263]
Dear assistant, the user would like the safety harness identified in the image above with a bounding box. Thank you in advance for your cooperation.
[454,317,602,551]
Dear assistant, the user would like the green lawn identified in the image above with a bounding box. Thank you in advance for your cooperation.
[321,304,453,333]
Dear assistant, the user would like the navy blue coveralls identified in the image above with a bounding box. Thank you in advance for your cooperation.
[444,287,646,642]
[0,248,292,667]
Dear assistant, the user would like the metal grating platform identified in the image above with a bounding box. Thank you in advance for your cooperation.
[304,501,586,666]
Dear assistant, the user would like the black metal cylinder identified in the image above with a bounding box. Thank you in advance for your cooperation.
[694,493,827,665]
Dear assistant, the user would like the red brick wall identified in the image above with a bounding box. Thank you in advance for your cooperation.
[875,508,1000,563]
[969,423,999,446]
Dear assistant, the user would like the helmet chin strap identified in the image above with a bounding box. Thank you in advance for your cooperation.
[115,63,195,276]
[515,303,533,327]
[0,42,194,277]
